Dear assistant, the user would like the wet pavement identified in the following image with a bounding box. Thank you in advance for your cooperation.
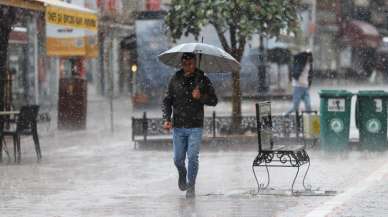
[0,82,388,216]
[1,128,388,217]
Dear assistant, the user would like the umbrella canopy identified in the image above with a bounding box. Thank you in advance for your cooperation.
[267,47,292,64]
[158,43,241,72]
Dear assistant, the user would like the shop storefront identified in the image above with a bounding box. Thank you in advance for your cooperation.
[340,20,381,77]
[0,0,98,129]
[44,1,98,129]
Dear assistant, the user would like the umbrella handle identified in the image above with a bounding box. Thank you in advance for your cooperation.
[197,53,202,70]
[198,36,203,69]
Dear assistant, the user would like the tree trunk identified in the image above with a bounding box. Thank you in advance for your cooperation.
[213,23,245,133]
[257,35,268,93]
[231,70,242,131]
[230,41,244,133]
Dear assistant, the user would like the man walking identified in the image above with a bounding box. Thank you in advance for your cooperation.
[162,52,218,198]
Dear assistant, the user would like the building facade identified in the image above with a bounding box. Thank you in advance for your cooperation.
[315,0,386,78]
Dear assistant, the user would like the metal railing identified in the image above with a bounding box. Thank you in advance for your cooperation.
[132,111,303,142]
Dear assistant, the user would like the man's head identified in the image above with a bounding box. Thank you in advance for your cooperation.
[181,52,196,75]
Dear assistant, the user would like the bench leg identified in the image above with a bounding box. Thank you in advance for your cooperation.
[302,160,311,190]
[291,166,300,193]
[290,161,311,193]
[32,131,42,161]
[252,164,270,192]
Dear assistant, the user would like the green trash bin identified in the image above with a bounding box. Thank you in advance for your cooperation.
[356,90,388,151]
[319,90,353,151]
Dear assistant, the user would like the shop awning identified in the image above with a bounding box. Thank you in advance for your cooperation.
[0,0,98,58]
[0,0,95,12]
[43,1,98,57]
[341,20,381,48]
[0,0,44,11]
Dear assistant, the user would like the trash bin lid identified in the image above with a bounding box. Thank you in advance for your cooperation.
[319,89,353,98]
[357,90,388,97]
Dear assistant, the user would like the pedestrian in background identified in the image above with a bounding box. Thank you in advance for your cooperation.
[284,51,313,116]
[162,52,218,198]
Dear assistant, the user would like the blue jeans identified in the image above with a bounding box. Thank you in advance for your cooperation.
[173,128,203,187]
[286,86,312,115]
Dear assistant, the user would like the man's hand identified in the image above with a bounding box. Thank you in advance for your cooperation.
[192,87,201,100]
[163,121,172,130]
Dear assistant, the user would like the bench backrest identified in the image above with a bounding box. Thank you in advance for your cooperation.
[256,102,274,152]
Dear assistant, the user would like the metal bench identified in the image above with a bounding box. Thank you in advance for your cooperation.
[252,101,311,193]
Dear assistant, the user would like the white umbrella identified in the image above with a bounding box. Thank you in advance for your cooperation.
[158,42,241,72]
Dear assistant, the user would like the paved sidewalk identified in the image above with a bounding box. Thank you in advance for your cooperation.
[1,129,388,217]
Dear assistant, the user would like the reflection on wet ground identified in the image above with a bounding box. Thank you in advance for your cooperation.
[1,127,387,217]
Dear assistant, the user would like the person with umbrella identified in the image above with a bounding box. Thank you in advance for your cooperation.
[284,50,313,116]
[160,42,240,198]
[162,52,218,198]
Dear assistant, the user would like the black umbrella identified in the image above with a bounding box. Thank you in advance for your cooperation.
[267,47,292,64]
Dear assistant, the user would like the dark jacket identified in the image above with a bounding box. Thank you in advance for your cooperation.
[291,52,313,87]
[162,69,218,128]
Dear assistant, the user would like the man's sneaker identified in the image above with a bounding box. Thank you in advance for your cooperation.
[178,169,188,191]
[186,185,195,199]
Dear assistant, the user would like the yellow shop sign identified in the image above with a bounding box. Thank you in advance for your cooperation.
[45,5,98,57]
[0,0,98,57]
[46,5,97,31]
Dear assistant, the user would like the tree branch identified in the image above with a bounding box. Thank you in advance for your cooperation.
[211,21,230,53]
